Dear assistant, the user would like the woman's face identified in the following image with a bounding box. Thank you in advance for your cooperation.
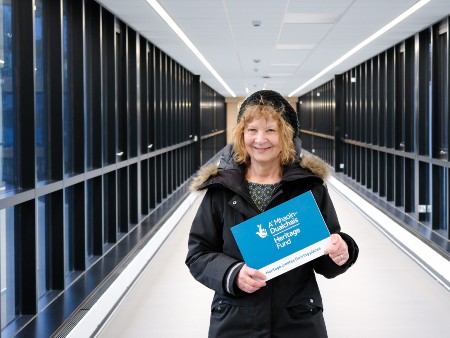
[244,116,281,167]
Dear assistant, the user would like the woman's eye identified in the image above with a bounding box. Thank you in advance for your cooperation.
[267,129,276,133]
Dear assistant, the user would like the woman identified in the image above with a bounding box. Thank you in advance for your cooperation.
[185,90,359,337]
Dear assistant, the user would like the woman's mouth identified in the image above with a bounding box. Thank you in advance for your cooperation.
[254,146,270,152]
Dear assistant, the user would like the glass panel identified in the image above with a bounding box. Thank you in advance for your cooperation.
[63,0,73,175]
[0,206,15,329]
[35,0,49,183]
[86,180,93,257]
[0,0,17,193]
[437,31,448,159]
[37,195,48,298]
[64,186,74,276]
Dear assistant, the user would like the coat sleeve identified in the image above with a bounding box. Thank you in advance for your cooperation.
[185,189,243,295]
[311,183,359,278]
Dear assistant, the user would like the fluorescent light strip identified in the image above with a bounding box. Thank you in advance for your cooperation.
[288,0,431,97]
[146,0,236,97]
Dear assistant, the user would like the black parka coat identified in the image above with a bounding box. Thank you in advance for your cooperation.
[186,146,358,338]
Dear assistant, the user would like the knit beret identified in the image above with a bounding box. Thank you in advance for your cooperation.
[237,90,300,138]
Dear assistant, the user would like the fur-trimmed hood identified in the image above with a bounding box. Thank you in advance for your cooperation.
[190,144,330,192]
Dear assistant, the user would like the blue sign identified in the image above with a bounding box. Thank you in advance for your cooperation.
[231,190,331,279]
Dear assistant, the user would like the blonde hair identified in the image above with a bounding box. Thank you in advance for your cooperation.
[232,104,296,165]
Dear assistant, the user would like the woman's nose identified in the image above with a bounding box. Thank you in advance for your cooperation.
[255,131,266,142]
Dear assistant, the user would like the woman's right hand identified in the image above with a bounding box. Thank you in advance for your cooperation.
[236,264,267,293]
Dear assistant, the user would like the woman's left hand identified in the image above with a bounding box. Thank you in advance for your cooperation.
[324,233,349,266]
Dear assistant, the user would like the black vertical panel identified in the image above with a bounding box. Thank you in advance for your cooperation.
[379,54,387,196]
[372,56,379,146]
[149,157,156,209]
[405,37,415,153]
[91,176,103,255]
[129,164,139,225]
[116,21,128,161]
[73,182,86,270]
[140,38,148,154]
[69,0,85,174]
[156,155,162,203]
[118,167,129,233]
[432,165,447,230]
[417,28,432,157]
[366,149,372,190]
[141,160,149,215]
[102,9,116,165]
[128,28,138,158]
[104,171,117,243]
[379,152,386,197]
[372,150,379,194]
[395,44,405,151]
[44,0,63,179]
[418,162,431,223]
[161,53,167,148]
[48,190,64,290]
[334,74,344,172]
[404,158,414,212]
[367,61,373,144]
[355,66,361,142]
[395,155,404,207]
[135,36,142,219]
[379,53,386,147]
[163,152,168,198]
[16,200,37,314]
[386,47,395,149]
[13,0,35,189]
[192,75,201,168]
[386,153,395,202]
[154,48,161,149]
[85,0,102,169]
[148,44,155,152]
[168,59,173,146]
[175,63,180,144]
[432,21,449,160]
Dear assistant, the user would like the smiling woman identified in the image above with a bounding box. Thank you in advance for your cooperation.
[186,89,359,338]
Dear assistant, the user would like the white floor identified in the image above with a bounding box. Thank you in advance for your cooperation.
[95,182,450,338]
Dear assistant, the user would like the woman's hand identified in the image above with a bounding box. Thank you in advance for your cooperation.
[324,233,349,266]
[236,264,267,293]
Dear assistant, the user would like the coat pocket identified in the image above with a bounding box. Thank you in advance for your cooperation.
[275,302,327,337]
[209,299,253,337]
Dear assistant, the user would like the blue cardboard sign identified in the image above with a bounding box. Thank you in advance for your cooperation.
[231,190,331,280]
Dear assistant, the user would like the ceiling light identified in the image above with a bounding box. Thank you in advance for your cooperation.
[146,0,236,97]
[252,20,261,27]
[289,0,432,97]
[253,59,261,63]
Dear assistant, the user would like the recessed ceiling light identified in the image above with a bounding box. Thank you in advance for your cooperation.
[252,20,261,27]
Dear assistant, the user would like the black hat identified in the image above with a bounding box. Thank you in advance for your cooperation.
[238,90,299,138]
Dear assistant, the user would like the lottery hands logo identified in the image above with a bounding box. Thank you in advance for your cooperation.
[256,224,268,238]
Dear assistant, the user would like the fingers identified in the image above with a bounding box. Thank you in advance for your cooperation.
[324,234,349,266]
[330,252,348,266]
[237,264,266,293]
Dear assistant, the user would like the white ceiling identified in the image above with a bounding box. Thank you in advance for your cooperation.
[95,0,450,98]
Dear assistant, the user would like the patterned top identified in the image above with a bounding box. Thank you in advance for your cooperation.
[247,181,278,212]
